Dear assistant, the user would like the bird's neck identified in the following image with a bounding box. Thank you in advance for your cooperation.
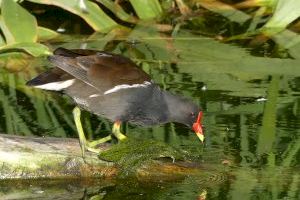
[162,91,188,123]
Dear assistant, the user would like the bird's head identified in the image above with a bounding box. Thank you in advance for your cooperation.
[165,92,204,142]
[182,104,204,143]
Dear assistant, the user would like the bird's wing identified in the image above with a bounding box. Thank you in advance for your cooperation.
[48,48,151,93]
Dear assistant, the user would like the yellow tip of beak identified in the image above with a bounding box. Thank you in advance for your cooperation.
[196,132,205,143]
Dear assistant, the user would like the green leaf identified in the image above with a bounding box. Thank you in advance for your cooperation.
[196,0,251,24]
[129,0,162,20]
[0,42,51,57]
[37,27,59,41]
[1,0,37,43]
[277,30,300,48]
[263,0,300,34]
[95,0,137,23]
[257,76,279,154]
[27,0,117,32]
[0,16,13,44]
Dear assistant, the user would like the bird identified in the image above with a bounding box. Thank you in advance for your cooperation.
[26,48,204,157]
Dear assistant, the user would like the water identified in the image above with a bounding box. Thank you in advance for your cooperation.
[0,26,299,199]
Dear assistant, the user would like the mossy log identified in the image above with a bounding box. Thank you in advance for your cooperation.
[0,134,203,180]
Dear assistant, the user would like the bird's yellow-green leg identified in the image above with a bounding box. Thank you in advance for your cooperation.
[73,107,112,157]
[112,121,127,141]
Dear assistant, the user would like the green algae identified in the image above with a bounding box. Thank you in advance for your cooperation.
[99,138,190,176]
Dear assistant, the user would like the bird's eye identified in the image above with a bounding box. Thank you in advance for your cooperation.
[190,112,195,117]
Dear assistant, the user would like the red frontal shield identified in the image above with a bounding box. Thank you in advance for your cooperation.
[192,111,204,142]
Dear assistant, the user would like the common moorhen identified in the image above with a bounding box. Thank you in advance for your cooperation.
[27,48,204,156]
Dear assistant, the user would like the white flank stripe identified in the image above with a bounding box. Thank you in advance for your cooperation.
[98,53,113,57]
[104,81,152,95]
[34,79,75,91]
[89,94,100,98]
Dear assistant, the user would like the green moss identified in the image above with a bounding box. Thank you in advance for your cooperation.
[20,147,35,153]
[99,139,188,176]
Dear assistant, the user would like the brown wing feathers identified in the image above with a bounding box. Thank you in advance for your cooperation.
[27,48,151,92]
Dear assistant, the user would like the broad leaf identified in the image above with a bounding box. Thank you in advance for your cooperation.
[37,27,59,41]
[264,0,300,34]
[1,0,37,43]
[95,0,137,23]
[0,42,51,57]
[129,0,162,20]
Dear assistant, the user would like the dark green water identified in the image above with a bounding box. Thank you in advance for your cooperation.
[0,27,299,199]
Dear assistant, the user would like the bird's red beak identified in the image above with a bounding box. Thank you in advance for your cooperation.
[192,111,204,143]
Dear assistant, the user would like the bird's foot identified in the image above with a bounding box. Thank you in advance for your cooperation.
[85,135,112,152]
[78,135,112,160]
[88,135,112,148]
[112,121,127,141]
[73,106,112,158]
